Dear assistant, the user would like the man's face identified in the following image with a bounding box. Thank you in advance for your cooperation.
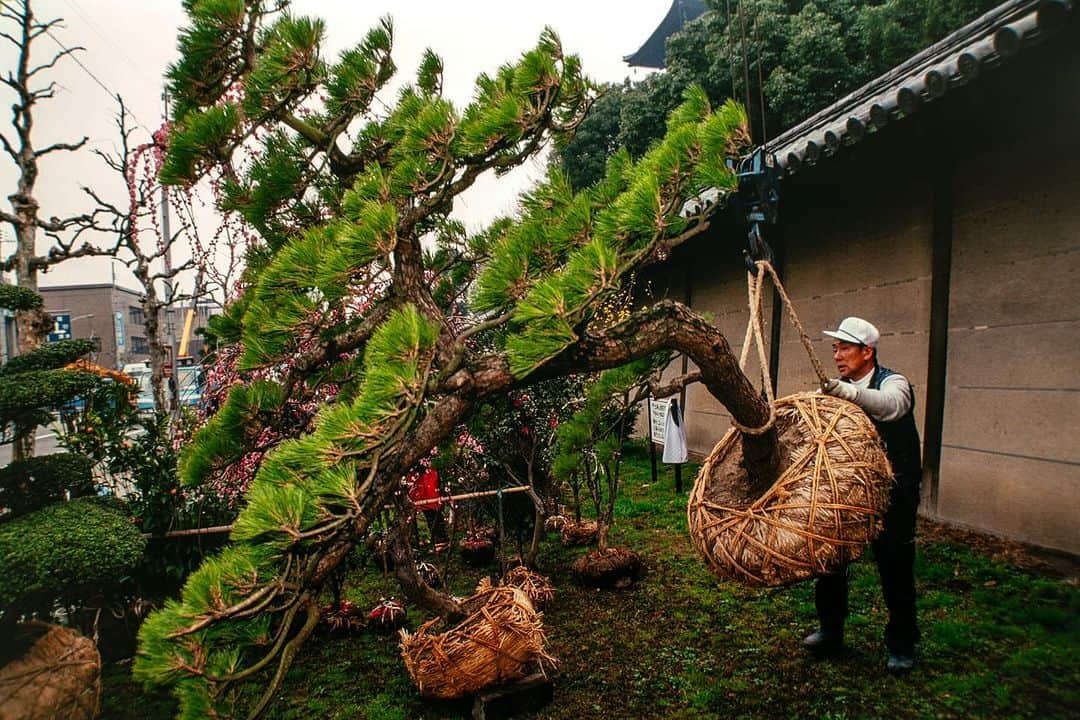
[832,341,875,380]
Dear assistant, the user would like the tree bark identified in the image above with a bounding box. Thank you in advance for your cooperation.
[322,299,779,617]
[135,267,169,415]
[465,300,780,482]
[387,515,464,622]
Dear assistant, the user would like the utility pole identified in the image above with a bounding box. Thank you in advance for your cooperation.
[161,91,179,420]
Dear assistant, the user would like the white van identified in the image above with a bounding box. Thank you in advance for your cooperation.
[122,361,202,413]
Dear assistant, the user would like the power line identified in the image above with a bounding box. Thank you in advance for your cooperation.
[0,0,156,134]
[43,27,155,134]
[62,0,159,86]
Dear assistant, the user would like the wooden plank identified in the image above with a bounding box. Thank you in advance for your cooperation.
[471,673,553,720]
[941,387,1080,464]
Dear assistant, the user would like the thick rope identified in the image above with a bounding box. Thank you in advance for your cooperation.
[731,260,831,436]
[754,260,830,387]
[732,263,776,435]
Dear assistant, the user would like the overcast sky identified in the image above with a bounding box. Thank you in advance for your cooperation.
[0,0,669,294]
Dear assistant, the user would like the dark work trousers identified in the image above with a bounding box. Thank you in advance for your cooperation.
[815,470,921,654]
[421,509,448,544]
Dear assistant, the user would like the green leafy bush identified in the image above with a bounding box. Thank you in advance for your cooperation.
[118,414,233,594]
[0,496,146,620]
[0,338,97,375]
[57,375,139,466]
[0,453,95,521]
[0,284,43,311]
[0,369,99,425]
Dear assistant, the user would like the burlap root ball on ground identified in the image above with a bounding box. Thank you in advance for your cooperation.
[0,622,101,720]
[688,392,894,586]
[572,547,643,588]
[399,579,556,699]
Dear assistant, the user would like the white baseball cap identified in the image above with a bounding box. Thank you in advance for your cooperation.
[824,317,880,348]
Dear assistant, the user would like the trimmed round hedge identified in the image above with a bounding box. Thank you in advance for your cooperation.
[0,497,146,616]
[0,453,96,521]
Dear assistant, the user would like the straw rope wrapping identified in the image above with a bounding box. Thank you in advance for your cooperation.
[501,566,556,609]
[688,392,894,586]
[399,579,557,699]
[560,519,599,547]
[572,547,644,588]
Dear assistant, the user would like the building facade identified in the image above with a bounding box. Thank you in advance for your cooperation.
[645,0,1079,554]
[38,283,220,370]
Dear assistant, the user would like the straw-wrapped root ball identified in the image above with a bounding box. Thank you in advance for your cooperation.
[0,622,101,720]
[367,598,407,632]
[688,393,894,587]
[559,519,598,547]
[543,514,569,533]
[399,579,556,699]
[501,566,556,609]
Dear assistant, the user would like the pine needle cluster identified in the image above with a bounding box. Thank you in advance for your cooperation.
[475,89,748,378]
[177,380,283,487]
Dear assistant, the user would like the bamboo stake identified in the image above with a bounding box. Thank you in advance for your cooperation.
[141,524,233,539]
[141,486,543,539]
[412,485,541,510]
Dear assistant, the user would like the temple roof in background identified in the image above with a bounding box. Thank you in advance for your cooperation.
[623,0,707,69]
[769,0,1075,175]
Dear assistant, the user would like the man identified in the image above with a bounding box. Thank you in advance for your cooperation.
[804,316,922,674]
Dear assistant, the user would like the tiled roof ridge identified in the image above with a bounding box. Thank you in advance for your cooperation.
[768,0,1075,174]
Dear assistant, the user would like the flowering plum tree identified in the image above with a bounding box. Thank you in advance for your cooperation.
[134,2,778,717]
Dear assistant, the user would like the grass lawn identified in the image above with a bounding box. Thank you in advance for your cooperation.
[102,443,1079,719]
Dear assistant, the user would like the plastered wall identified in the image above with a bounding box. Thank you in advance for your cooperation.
[938,131,1080,554]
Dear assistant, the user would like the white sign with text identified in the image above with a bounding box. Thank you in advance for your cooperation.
[649,397,671,444]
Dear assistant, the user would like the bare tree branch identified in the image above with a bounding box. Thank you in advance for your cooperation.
[34,212,93,232]
[0,131,18,163]
[34,135,87,157]
[649,371,702,399]
[26,16,63,42]
[25,44,80,78]
[151,257,196,283]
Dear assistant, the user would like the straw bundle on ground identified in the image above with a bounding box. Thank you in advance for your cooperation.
[559,519,598,546]
[399,579,556,699]
[543,514,569,533]
[0,622,101,720]
[501,566,556,609]
[688,393,893,587]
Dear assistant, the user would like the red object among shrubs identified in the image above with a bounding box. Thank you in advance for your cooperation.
[367,598,406,631]
[408,468,441,509]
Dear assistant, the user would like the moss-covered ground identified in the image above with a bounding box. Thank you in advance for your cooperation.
[102,443,1079,719]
